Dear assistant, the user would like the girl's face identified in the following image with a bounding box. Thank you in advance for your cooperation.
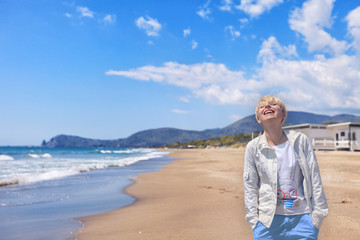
[256,100,286,126]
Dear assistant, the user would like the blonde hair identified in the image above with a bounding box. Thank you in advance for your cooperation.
[255,95,287,123]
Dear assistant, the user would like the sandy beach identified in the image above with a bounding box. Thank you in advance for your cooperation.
[76,148,360,240]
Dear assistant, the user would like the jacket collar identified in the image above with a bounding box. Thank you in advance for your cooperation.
[285,130,301,147]
[256,129,301,152]
[256,133,272,152]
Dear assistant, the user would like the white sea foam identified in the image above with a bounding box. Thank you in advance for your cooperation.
[0,177,19,187]
[25,170,78,184]
[0,155,14,161]
[113,149,140,154]
[99,149,141,154]
[0,170,78,187]
[27,153,52,158]
[42,153,52,158]
[0,148,168,187]
[100,150,112,154]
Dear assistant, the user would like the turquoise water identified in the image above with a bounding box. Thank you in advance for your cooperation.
[0,147,171,240]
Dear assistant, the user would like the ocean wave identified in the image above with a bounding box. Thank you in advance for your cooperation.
[98,149,149,154]
[100,150,112,154]
[27,153,52,158]
[42,153,52,158]
[0,178,19,187]
[113,150,133,154]
[0,155,14,161]
[0,169,79,187]
[113,150,170,166]
[0,149,169,187]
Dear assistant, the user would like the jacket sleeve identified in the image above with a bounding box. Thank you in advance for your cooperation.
[243,142,260,229]
[304,136,328,229]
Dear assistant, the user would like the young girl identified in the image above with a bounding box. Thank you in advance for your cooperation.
[243,96,328,239]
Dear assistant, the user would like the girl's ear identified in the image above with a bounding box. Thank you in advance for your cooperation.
[257,118,261,124]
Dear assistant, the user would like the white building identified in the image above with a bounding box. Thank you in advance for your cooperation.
[283,122,360,151]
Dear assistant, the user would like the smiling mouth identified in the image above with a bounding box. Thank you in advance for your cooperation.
[264,110,274,115]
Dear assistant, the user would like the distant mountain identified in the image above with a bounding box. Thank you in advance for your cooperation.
[42,111,360,148]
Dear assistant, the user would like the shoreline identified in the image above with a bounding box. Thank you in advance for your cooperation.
[0,149,172,240]
[76,148,360,240]
[76,148,252,239]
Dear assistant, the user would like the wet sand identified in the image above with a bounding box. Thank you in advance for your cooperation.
[76,148,360,240]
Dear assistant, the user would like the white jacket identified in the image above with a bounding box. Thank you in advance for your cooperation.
[243,130,328,229]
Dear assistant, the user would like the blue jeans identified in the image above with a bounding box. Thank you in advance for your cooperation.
[253,214,319,240]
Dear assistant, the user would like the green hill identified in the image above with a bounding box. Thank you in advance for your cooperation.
[163,133,259,149]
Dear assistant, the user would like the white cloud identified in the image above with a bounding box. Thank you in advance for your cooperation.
[289,0,348,55]
[192,40,198,49]
[76,6,94,18]
[103,14,116,24]
[239,18,249,27]
[236,0,284,18]
[106,62,249,90]
[66,5,115,25]
[257,36,297,63]
[259,54,360,111]
[106,35,360,113]
[225,25,241,40]
[219,0,233,12]
[194,84,260,105]
[179,96,191,103]
[256,37,360,111]
[346,6,360,53]
[106,62,261,106]
[171,109,191,114]
[197,0,212,21]
[206,54,215,60]
[136,16,162,37]
[183,28,191,37]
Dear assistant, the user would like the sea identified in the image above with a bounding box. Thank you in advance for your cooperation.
[0,147,172,240]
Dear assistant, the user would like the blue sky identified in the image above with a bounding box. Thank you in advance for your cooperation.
[1,0,360,146]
